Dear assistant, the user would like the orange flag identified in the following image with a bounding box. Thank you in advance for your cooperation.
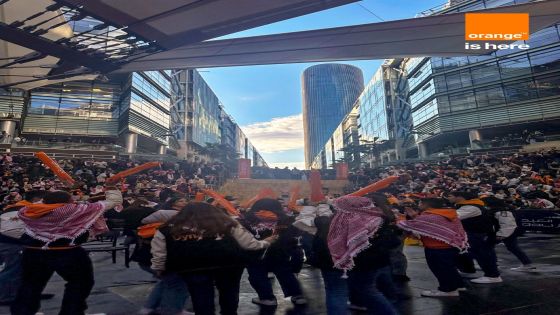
[349,176,399,197]
[309,170,325,202]
[241,187,277,209]
[194,192,205,202]
[107,162,160,184]
[288,185,302,212]
[35,152,75,186]
[202,189,240,216]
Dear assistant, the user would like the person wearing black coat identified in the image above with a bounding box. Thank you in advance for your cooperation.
[240,198,306,307]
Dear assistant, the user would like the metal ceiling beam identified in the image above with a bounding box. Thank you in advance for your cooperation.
[0,21,118,73]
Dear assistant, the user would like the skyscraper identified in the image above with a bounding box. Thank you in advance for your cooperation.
[302,64,364,169]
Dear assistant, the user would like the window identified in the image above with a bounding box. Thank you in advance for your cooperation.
[499,55,531,79]
[412,100,438,125]
[445,69,472,90]
[503,79,539,103]
[409,79,435,109]
[525,25,560,48]
[471,62,500,85]
[437,96,451,113]
[449,91,476,111]
[529,46,560,73]
[535,74,560,98]
[475,86,506,107]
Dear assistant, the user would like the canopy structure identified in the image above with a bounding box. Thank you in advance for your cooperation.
[1,0,560,89]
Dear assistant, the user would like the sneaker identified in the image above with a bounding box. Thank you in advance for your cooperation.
[510,265,537,272]
[348,304,367,311]
[457,287,468,291]
[252,297,278,306]
[291,295,307,305]
[179,311,195,315]
[421,290,459,297]
[470,276,503,284]
[459,271,478,278]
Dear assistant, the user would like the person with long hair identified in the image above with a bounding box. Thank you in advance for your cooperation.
[151,202,276,315]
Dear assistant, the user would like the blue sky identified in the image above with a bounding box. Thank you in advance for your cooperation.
[200,0,443,169]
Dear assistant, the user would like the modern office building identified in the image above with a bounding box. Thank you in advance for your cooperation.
[19,70,173,155]
[302,63,364,169]
[311,105,361,169]
[406,0,560,158]
[170,69,267,165]
[356,63,413,166]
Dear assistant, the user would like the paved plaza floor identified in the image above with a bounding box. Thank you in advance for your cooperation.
[2,233,560,315]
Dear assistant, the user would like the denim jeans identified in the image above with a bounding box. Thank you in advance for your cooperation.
[425,248,465,292]
[502,233,532,265]
[141,266,189,315]
[0,242,23,303]
[467,232,500,277]
[11,247,94,315]
[321,268,399,315]
[247,260,303,299]
[183,267,244,315]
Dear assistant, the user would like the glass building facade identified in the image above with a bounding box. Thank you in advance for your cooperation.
[302,63,364,169]
[25,80,121,136]
[190,70,221,146]
[406,0,560,157]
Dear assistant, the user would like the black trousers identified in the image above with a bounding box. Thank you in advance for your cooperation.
[11,247,94,315]
[425,248,465,292]
[182,267,244,315]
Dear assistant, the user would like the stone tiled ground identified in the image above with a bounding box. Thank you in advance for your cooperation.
[2,233,560,315]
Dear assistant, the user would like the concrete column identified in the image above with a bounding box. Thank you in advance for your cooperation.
[124,133,138,154]
[0,120,17,143]
[469,129,483,148]
[158,144,166,155]
[418,142,428,159]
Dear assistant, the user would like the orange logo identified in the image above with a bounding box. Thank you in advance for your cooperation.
[465,13,529,41]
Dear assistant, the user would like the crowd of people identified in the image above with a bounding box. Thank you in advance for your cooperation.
[0,148,558,315]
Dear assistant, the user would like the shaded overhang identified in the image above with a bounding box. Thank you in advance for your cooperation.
[119,0,560,72]
[1,0,560,89]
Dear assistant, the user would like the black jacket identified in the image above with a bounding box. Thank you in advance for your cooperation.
[160,226,245,273]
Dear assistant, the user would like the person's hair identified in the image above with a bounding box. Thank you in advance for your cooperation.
[420,198,447,209]
[481,196,505,209]
[448,191,476,200]
[43,191,72,204]
[129,198,149,208]
[164,202,238,238]
[251,198,283,214]
[24,190,46,202]
[163,197,186,210]
[368,193,396,222]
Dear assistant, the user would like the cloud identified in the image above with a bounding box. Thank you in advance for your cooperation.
[241,114,304,153]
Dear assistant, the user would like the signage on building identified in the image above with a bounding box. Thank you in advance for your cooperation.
[464,13,531,51]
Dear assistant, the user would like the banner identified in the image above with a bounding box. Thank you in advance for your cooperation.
[335,163,349,180]
[514,210,560,233]
[238,158,252,179]
[309,170,325,202]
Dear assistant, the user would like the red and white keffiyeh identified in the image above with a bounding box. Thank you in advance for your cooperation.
[327,196,384,272]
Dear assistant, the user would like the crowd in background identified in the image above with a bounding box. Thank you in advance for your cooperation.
[0,148,559,315]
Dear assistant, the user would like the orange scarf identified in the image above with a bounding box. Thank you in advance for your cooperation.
[22,203,68,219]
[3,200,32,211]
[255,210,278,221]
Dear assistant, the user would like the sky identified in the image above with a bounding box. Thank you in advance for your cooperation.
[200,0,443,169]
